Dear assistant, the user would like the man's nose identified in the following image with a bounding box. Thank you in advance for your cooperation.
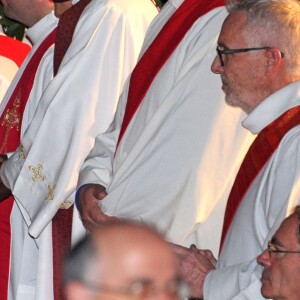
[211,55,223,74]
[257,249,271,267]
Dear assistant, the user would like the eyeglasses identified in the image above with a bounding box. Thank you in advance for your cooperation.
[82,276,189,299]
[216,45,285,66]
[267,240,300,258]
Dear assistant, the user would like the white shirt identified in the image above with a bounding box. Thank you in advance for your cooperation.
[204,80,300,300]
[78,1,255,256]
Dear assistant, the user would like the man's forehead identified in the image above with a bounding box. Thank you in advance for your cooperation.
[218,11,249,45]
[272,215,299,245]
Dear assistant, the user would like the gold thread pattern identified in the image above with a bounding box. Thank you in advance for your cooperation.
[59,199,73,209]
[46,184,56,201]
[19,144,26,161]
[0,95,22,153]
[28,164,45,182]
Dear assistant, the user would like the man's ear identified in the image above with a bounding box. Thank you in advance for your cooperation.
[64,282,91,300]
[265,48,284,74]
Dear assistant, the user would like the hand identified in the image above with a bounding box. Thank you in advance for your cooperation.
[77,184,118,231]
[171,243,217,299]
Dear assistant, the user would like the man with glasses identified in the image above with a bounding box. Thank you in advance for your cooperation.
[257,206,300,300]
[63,221,189,300]
[172,0,300,299]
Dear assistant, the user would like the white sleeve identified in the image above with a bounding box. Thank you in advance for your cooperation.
[204,260,265,300]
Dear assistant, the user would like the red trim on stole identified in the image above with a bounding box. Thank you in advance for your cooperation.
[0,35,31,67]
[116,0,225,150]
[219,105,300,254]
[0,196,13,300]
[0,28,57,154]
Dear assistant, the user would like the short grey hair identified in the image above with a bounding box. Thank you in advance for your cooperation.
[226,0,300,71]
[63,233,97,285]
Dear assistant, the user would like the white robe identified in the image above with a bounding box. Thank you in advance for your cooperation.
[78,1,255,256]
[0,12,58,300]
[1,0,157,299]
[204,80,300,300]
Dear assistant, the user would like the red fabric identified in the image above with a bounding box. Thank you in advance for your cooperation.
[52,207,73,300]
[116,0,225,149]
[53,0,91,76]
[219,105,300,254]
[0,35,31,67]
[0,196,14,300]
[0,28,57,155]
[52,2,91,299]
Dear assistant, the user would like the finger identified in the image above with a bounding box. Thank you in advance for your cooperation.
[93,185,107,200]
[199,249,217,267]
[190,244,199,253]
[171,243,191,255]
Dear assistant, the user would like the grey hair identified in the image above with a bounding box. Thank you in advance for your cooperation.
[63,233,97,285]
[226,0,300,71]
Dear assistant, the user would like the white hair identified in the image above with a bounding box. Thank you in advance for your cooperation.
[227,0,300,72]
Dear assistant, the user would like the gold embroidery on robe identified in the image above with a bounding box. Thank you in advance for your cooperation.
[59,199,73,209]
[46,184,56,201]
[28,164,45,182]
[19,144,26,161]
[0,93,22,153]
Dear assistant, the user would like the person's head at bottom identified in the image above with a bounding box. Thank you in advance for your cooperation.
[63,220,188,300]
[257,206,300,300]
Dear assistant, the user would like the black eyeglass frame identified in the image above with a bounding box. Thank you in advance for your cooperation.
[216,46,285,66]
[267,240,300,257]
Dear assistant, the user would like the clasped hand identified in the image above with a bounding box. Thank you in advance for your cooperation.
[171,243,217,299]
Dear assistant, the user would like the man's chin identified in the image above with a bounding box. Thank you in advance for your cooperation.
[261,284,274,299]
[224,96,239,108]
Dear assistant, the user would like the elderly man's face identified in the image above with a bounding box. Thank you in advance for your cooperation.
[257,214,300,300]
[86,227,185,300]
[211,11,270,114]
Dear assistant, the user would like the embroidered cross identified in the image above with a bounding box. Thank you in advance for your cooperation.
[1,96,21,131]
[28,164,45,182]
[0,95,22,153]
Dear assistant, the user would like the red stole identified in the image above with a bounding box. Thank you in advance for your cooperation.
[219,105,300,254]
[0,28,57,155]
[0,35,31,67]
[116,0,225,149]
[52,1,92,298]
[53,0,91,76]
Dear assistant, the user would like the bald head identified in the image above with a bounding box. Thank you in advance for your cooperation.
[64,221,186,300]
